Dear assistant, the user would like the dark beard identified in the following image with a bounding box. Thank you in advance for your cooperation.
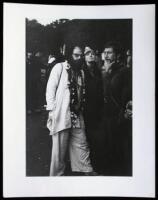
[69,58,83,72]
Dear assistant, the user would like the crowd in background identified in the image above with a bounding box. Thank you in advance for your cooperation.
[26,51,64,113]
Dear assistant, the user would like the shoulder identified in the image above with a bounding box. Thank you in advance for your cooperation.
[48,62,64,79]
[51,62,67,73]
[116,67,131,79]
[111,67,131,88]
[53,62,63,70]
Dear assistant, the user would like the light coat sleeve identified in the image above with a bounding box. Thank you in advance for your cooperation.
[46,63,62,111]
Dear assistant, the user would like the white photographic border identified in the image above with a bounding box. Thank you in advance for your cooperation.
[3,3,155,197]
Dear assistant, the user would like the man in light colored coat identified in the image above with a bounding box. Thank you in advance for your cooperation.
[46,46,94,176]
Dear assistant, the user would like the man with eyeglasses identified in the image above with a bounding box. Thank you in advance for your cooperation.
[46,46,95,176]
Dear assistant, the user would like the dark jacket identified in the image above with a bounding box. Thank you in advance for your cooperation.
[111,67,132,124]
[102,62,124,117]
[83,63,104,129]
[111,67,132,107]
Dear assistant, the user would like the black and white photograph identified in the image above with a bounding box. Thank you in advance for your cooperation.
[26,18,132,177]
[3,3,155,198]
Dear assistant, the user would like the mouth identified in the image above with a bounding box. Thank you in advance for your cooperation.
[105,59,112,64]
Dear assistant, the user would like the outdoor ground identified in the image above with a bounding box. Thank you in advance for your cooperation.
[26,111,52,176]
[26,111,84,176]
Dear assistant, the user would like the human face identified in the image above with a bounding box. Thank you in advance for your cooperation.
[85,50,95,63]
[103,47,116,63]
[72,47,83,61]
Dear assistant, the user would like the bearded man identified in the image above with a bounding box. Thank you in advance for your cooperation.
[46,46,95,176]
[101,41,125,175]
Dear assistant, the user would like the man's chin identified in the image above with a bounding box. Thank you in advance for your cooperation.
[105,59,111,63]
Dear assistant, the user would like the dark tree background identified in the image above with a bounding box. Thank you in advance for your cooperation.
[26,18,132,57]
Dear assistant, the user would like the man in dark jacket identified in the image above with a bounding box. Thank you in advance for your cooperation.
[110,50,132,176]
[101,41,126,175]
[83,46,104,174]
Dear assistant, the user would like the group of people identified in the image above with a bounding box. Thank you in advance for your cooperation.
[45,41,132,176]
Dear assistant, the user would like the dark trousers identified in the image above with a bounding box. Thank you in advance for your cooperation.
[102,114,132,176]
[85,113,132,176]
[85,120,107,174]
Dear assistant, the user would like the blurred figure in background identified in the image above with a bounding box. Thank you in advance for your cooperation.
[33,52,45,112]
[126,49,132,68]
[40,53,49,109]
[26,52,34,114]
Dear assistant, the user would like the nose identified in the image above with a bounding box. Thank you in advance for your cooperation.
[104,52,108,58]
[76,56,81,60]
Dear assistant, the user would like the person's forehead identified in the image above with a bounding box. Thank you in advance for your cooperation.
[104,47,114,52]
[73,47,82,54]
[86,50,95,55]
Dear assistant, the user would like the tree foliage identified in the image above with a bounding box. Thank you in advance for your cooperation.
[26,18,132,56]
